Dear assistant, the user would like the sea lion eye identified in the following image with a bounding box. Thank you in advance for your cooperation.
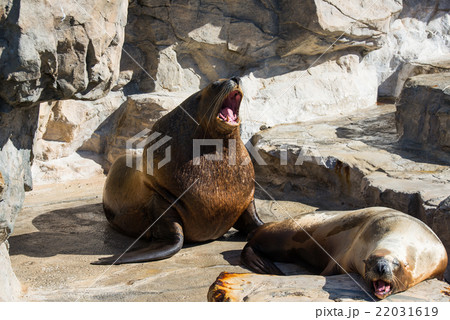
[392,259,400,267]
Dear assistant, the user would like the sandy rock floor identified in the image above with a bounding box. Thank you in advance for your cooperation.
[9,177,449,302]
[9,178,313,301]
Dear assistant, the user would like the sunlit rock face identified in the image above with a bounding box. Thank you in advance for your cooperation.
[123,0,404,140]
[396,73,450,152]
[0,0,128,300]
[0,0,128,107]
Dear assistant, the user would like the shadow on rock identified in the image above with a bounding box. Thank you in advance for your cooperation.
[322,274,374,302]
[220,249,243,267]
[9,203,147,258]
[335,111,450,167]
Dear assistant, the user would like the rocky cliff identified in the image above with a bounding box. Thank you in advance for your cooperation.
[0,0,128,300]
[33,0,450,178]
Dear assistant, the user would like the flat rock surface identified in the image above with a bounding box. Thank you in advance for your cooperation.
[9,179,449,302]
[208,272,450,302]
[9,178,315,301]
[252,104,450,223]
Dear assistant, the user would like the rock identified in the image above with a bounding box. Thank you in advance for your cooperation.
[365,0,450,97]
[81,92,188,170]
[122,0,397,113]
[122,0,450,141]
[0,106,39,242]
[126,0,401,86]
[0,0,128,107]
[208,272,449,302]
[396,73,450,152]
[24,0,446,175]
[250,103,450,239]
[278,0,402,56]
[239,54,378,141]
[375,60,450,99]
[431,196,450,281]
[0,0,128,301]
[0,242,21,301]
[155,45,202,93]
[31,153,105,186]
[0,105,38,301]
[31,91,126,185]
[34,92,126,160]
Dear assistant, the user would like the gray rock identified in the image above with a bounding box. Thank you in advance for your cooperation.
[0,105,38,300]
[431,196,450,281]
[396,73,450,152]
[0,242,21,301]
[365,0,450,98]
[0,106,39,242]
[0,0,128,107]
[81,92,187,170]
[0,0,129,302]
[123,0,401,92]
[31,91,126,185]
[250,104,450,248]
[278,0,402,56]
[377,61,450,98]
[208,272,449,302]
[118,0,450,142]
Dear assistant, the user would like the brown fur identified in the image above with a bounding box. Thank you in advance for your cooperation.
[241,207,448,299]
[96,78,263,265]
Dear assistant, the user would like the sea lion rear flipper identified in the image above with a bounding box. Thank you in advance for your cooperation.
[320,261,339,276]
[241,243,284,275]
[91,220,184,265]
[233,200,264,235]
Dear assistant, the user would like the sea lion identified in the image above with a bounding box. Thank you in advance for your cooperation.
[93,77,263,265]
[241,207,448,299]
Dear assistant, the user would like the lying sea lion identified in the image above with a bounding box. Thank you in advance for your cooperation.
[241,207,448,299]
[93,77,263,265]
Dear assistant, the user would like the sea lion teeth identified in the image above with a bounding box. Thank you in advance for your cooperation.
[218,90,241,125]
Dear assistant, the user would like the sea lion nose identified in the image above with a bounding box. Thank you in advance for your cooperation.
[231,77,240,85]
[376,261,389,275]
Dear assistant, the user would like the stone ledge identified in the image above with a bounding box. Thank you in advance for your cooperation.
[396,73,450,152]
[208,272,450,302]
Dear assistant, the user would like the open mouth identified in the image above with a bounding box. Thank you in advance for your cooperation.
[372,279,392,298]
[218,90,242,125]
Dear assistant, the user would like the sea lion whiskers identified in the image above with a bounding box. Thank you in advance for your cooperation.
[198,85,226,125]
[391,273,406,292]
[203,87,230,137]
[195,82,230,137]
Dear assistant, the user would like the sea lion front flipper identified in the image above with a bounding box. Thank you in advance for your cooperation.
[91,220,184,265]
[240,243,284,275]
[233,199,264,234]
